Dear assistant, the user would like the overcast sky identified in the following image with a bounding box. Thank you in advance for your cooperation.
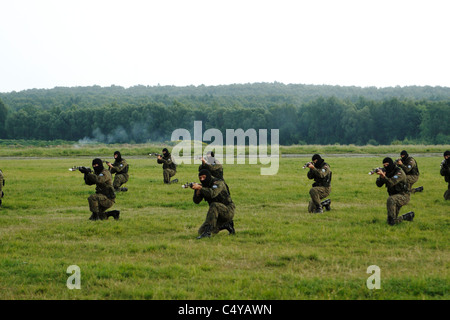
[0,0,449,93]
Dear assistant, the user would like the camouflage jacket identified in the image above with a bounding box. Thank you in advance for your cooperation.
[110,158,129,177]
[84,169,116,200]
[157,154,177,171]
[376,166,409,196]
[307,162,332,187]
[193,178,233,206]
[398,157,419,176]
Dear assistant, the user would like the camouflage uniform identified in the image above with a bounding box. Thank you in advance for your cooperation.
[198,160,224,180]
[194,178,235,236]
[157,153,177,183]
[110,158,129,190]
[376,166,410,224]
[440,158,450,200]
[398,156,420,192]
[307,162,332,213]
[0,169,4,207]
[84,168,116,220]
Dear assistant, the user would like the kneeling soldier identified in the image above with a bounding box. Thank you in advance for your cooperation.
[191,169,235,239]
[306,154,332,213]
[107,151,129,192]
[375,157,414,225]
[80,158,120,221]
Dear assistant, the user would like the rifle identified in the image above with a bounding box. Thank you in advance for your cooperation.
[69,166,92,174]
[149,153,162,157]
[302,162,312,169]
[182,182,196,189]
[368,167,385,175]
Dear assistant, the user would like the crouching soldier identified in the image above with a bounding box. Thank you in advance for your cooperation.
[375,157,414,225]
[80,158,120,221]
[107,151,129,192]
[306,154,332,213]
[191,169,235,239]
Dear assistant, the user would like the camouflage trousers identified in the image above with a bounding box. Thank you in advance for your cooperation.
[406,175,419,193]
[386,193,410,223]
[308,186,331,213]
[113,174,129,190]
[88,194,115,219]
[198,202,235,235]
[163,169,176,183]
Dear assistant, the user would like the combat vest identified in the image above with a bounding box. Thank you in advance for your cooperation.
[204,178,233,206]
[311,162,332,188]
[385,167,409,196]
[85,169,116,200]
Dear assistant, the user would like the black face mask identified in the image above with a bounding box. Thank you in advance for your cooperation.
[114,151,122,162]
[199,169,212,187]
[383,157,396,174]
[312,154,324,168]
[92,158,104,174]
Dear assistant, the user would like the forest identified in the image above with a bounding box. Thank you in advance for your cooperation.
[0,83,449,145]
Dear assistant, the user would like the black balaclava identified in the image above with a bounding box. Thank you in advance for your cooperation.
[92,158,104,175]
[312,154,324,168]
[444,151,450,165]
[162,148,169,158]
[114,151,122,162]
[383,157,396,174]
[198,169,212,187]
[400,150,409,160]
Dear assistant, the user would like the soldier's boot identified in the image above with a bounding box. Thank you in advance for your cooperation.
[414,186,423,193]
[89,212,99,221]
[321,199,331,211]
[313,205,323,214]
[0,199,2,207]
[401,211,415,222]
[219,220,235,235]
[170,179,179,184]
[387,216,395,226]
[106,210,121,220]
[98,212,107,220]
[197,225,212,239]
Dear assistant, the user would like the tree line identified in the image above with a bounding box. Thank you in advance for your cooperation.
[0,93,448,145]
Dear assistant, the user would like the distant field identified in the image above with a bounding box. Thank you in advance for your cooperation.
[0,152,448,299]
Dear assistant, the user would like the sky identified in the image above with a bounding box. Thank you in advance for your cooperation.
[0,0,449,93]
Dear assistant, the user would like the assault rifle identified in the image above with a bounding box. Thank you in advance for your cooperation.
[302,162,312,169]
[368,167,385,175]
[69,166,92,174]
[149,153,162,157]
[182,182,197,189]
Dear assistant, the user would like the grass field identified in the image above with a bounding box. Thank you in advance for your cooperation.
[0,151,448,300]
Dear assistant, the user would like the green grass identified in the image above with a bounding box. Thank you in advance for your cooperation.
[0,154,448,299]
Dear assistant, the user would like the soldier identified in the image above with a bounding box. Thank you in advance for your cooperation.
[0,168,4,208]
[375,157,414,225]
[306,154,332,213]
[79,158,120,221]
[106,151,129,192]
[396,150,423,193]
[191,169,235,239]
[157,148,178,184]
[198,151,224,180]
[440,150,450,200]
